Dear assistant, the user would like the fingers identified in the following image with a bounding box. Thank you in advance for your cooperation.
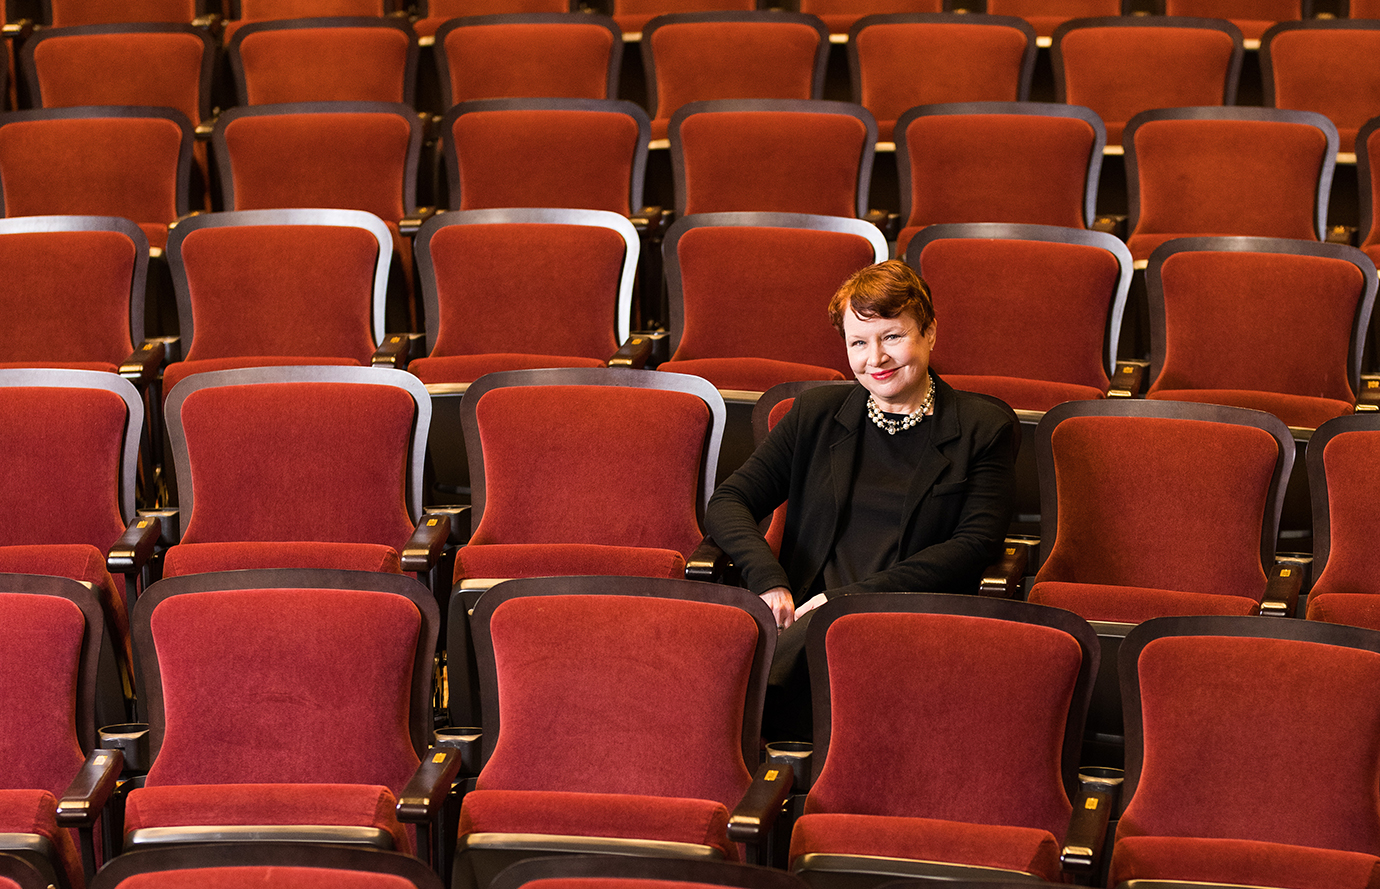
[760,587,795,632]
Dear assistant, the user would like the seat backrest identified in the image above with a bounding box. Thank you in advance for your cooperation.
[905,222,1132,411]
[848,13,1036,142]
[1144,237,1375,428]
[670,99,876,217]
[1262,20,1380,154]
[443,98,649,215]
[1162,0,1307,41]
[663,212,887,378]
[435,13,622,107]
[641,12,830,140]
[893,101,1104,256]
[135,569,437,790]
[461,368,725,555]
[228,17,418,106]
[1123,107,1337,262]
[805,0,945,37]
[1052,16,1242,146]
[89,843,445,889]
[612,0,755,36]
[45,0,202,26]
[1309,415,1380,598]
[165,366,428,550]
[166,208,390,365]
[1033,399,1293,599]
[0,216,147,370]
[1116,615,1380,875]
[470,576,774,808]
[22,24,215,130]
[213,102,419,225]
[415,208,637,362]
[984,0,1128,37]
[0,574,107,795]
[489,855,810,889]
[0,368,141,547]
[223,0,390,41]
[0,106,192,251]
[804,593,1098,841]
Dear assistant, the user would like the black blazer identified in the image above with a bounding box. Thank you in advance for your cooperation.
[706,376,1016,604]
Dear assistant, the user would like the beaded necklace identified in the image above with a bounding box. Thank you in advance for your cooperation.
[866,372,935,435]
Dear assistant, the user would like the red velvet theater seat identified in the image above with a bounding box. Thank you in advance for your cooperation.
[1353,0,1380,15]
[451,575,781,888]
[442,98,649,216]
[1111,614,1380,888]
[669,99,876,218]
[160,366,449,587]
[434,13,622,107]
[121,569,461,871]
[660,212,886,394]
[1051,16,1243,147]
[847,13,1036,143]
[222,0,390,43]
[1302,415,1380,628]
[0,574,125,889]
[409,207,639,389]
[788,593,1101,885]
[489,855,812,889]
[1163,0,1307,43]
[905,222,1133,413]
[90,843,444,889]
[1143,237,1376,431]
[227,17,419,107]
[640,12,830,142]
[0,106,192,253]
[984,0,1127,39]
[1029,399,1296,623]
[43,0,206,26]
[1262,20,1380,155]
[893,101,1104,257]
[1122,106,1336,263]
[414,0,575,41]
[0,369,158,716]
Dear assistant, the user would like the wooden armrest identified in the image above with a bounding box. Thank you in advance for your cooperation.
[107,515,161,578]
[371,334,414,369]
[401,514,452,573]
[609,335,656,369]
[1060,768,1122,876]
[424,506,471,545]
[119,340,166,385]
[978,539,1030,598]
[55,749,124,827]
[726,762,793,845]
[628,206,671,238]
[396,745,464,823]
[862,209,898,241]
[1108,361,1148,398]
[1327,225,1358,246]
[1260,561,1304,618]
[685,536,730,584]
[3,20,33,40]
[1092,214,1128,240]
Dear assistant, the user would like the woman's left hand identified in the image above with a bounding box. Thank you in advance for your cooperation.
[760,587,795,631]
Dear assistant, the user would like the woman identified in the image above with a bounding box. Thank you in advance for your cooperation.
[705,259,1017,738]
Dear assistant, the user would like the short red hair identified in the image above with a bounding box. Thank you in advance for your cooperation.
[828,259,935,337]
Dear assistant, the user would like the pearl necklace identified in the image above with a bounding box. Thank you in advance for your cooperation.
[866,373,935,435]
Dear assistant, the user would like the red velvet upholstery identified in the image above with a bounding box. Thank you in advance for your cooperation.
[0,113,187,250]
[791,609,1086,883]
[808,0,942,36]
[460,592,761,859]
[446,106,642,215]
[851,17,1031,141]
[673,106,870,217]
[223,0,387,42]
[49,0,197,26]
[162,356,360,397]
[130,586,426,852]
[643,17,825,141]
[984,0,1120,37]
[415,0,571,38]
[1265,24,1380,153]
[1305,423,1380,626]
[1030,412,1283,622]
[0,229,139,368]
[1112,630,1380,887]
[911,230,1126,410]
[1355,0,1380,16]
[665,220,879,388]
[456,544,685,582]
[1126,114,1331,261]
[233,23,412,105]
[614,0,753,36]
[111,866,420,889]
[161,541,402,578]
[0,546,128,668]
[1145,246,1366,428]
[894,108,1099,256]
[1164,0,1302,41]
[0,791,81,889]
[1055,21,1239,145]
[440,18,617,104]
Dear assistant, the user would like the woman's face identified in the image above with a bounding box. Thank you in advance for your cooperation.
[842,305,936,414]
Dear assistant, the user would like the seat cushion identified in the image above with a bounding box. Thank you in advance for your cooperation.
[453,543,685,584]
[408,354,605,387]
[124,783,410,853]
[1028,580,1260,623]
[938,374,1105,413]
[162,357,361,399]
[662,358,845,393]
[1146,388,1352,431]
[789,812,1060,882]
[1110,835,1380,889]
[0,790,82,889]
[161,541,402,577]
[459,789,736,860]
[1307,593,1380,630]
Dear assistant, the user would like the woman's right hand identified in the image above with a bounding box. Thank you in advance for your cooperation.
[761,587,795,632]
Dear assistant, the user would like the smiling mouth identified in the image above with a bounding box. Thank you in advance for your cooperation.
[870,369,897,381]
